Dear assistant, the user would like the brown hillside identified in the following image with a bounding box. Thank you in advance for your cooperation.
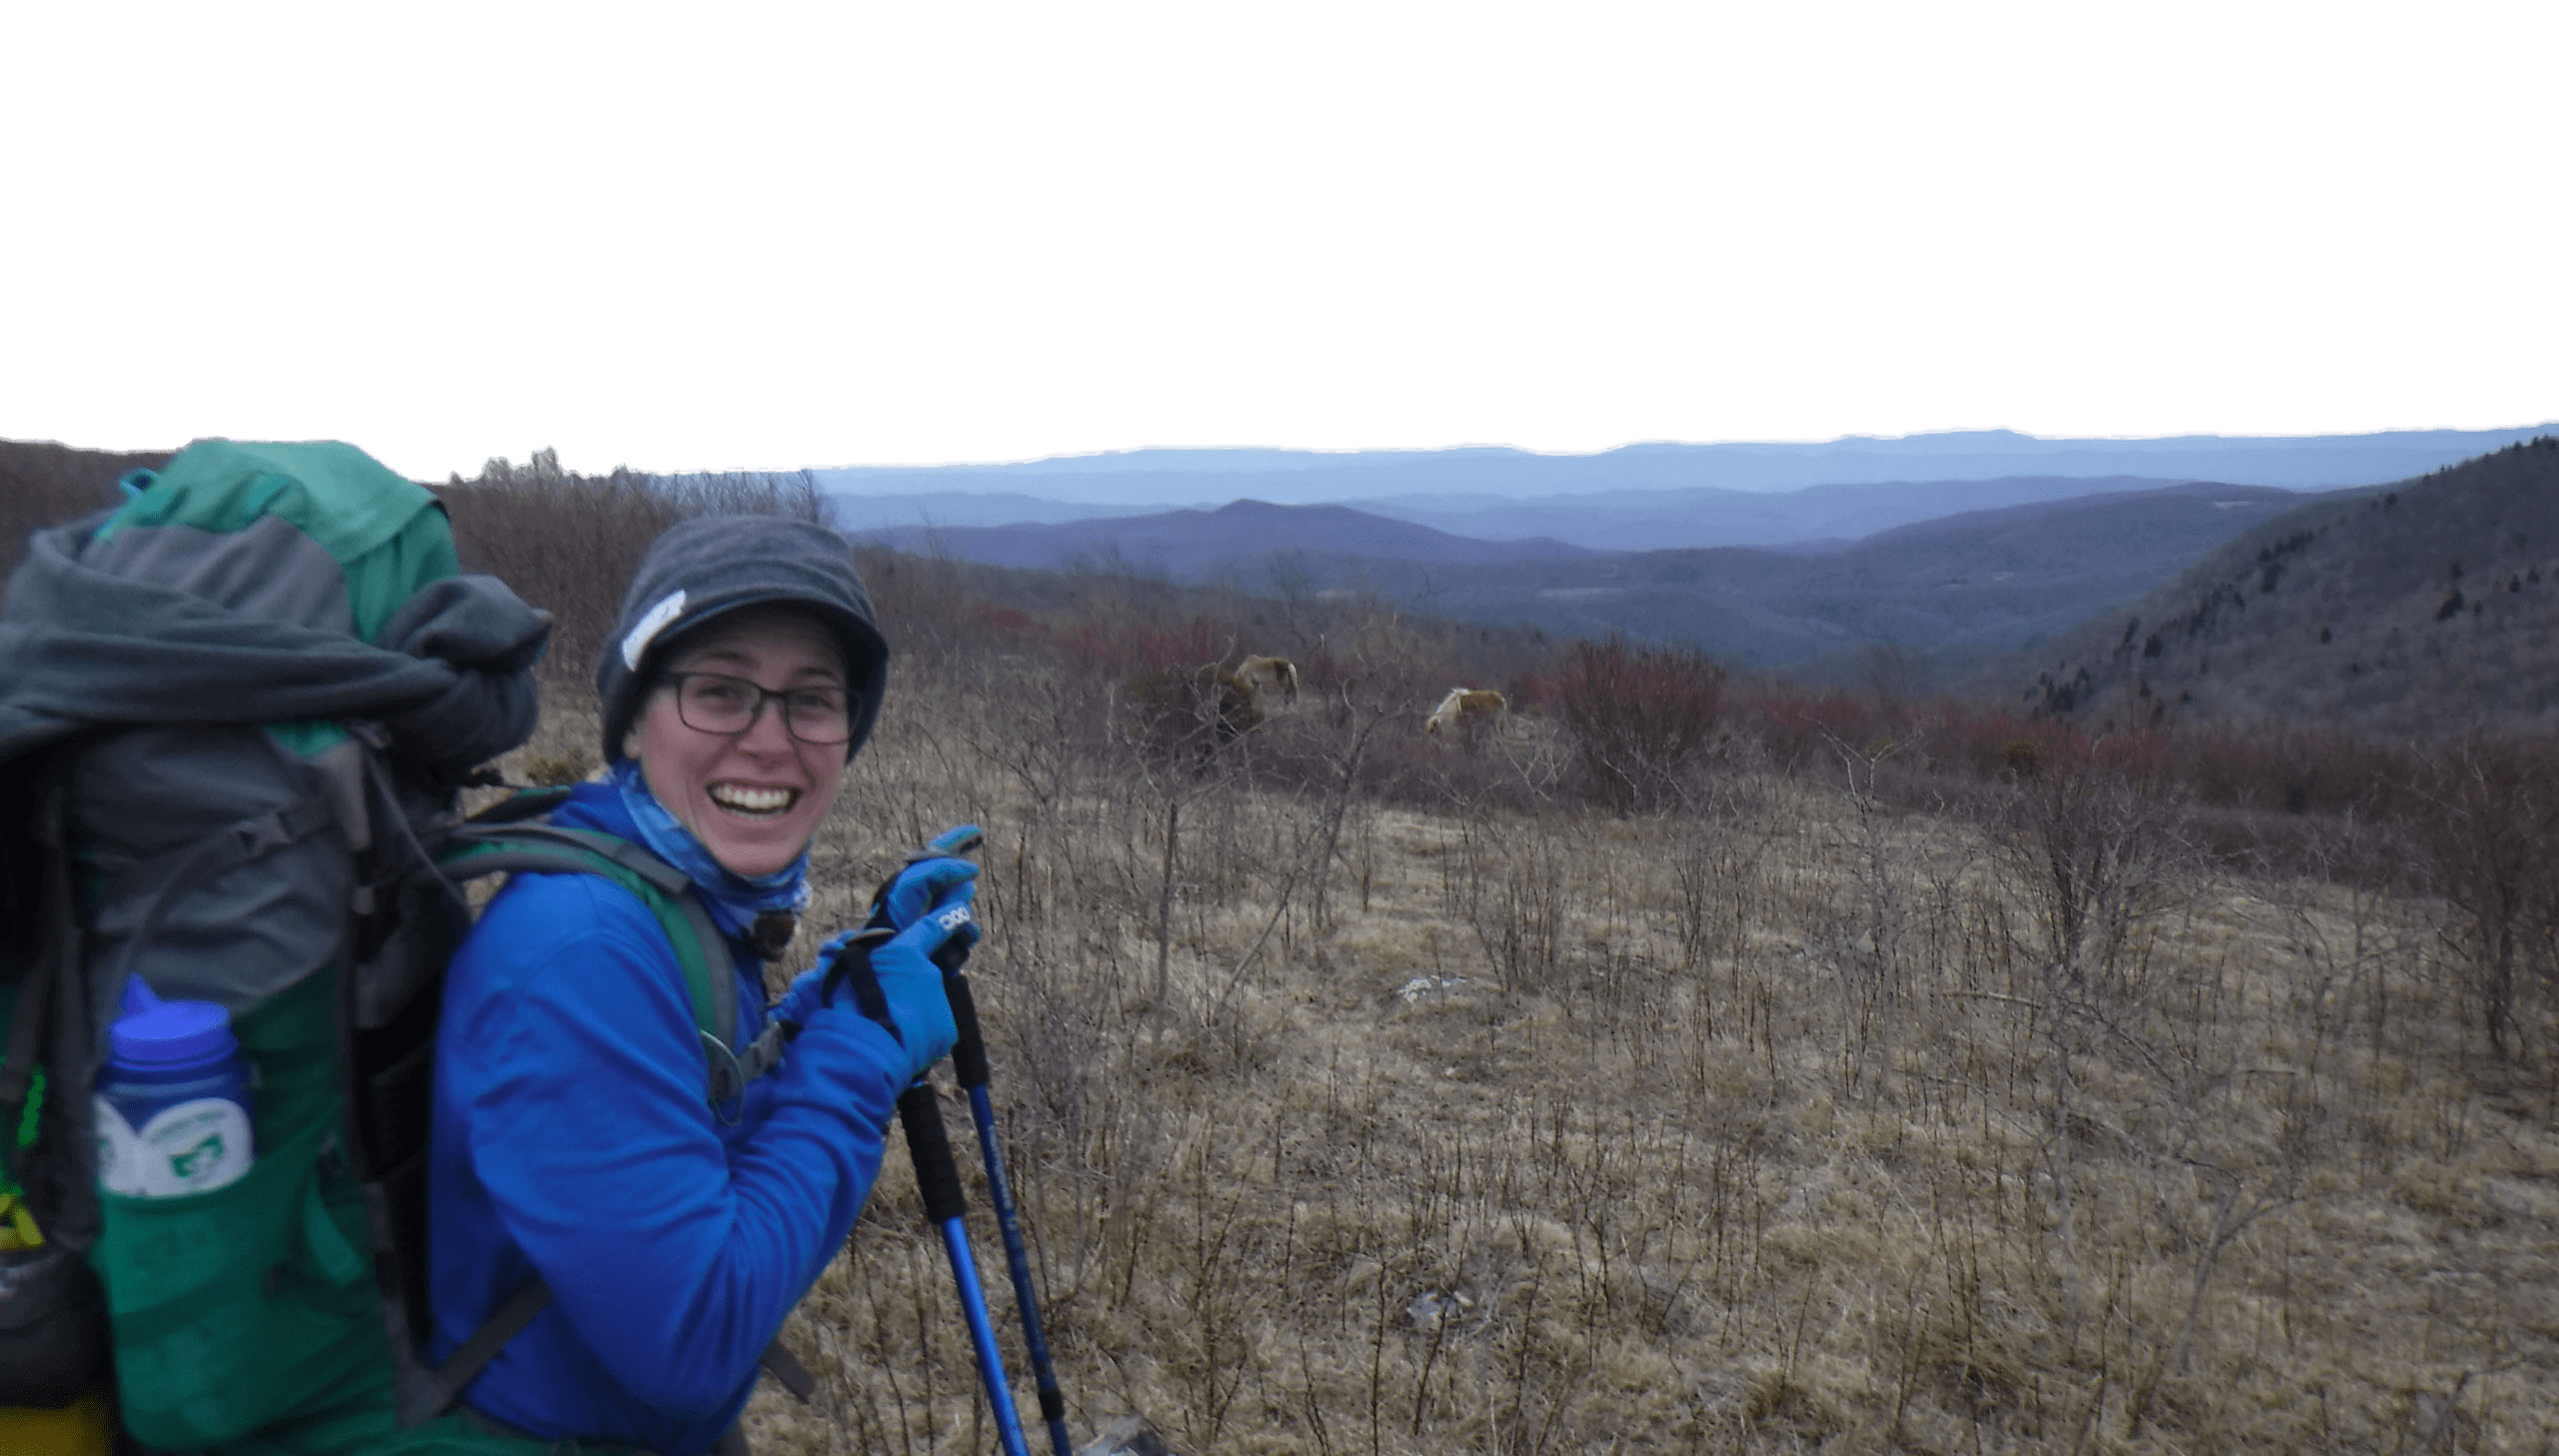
[2013,437,2559,736]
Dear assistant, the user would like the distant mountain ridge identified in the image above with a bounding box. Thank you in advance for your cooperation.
[852,499,1597,578]
[853,478,2323,677]
[2006,437,2559,737]
[819,425,2558,508]
[712,431,2559,732]
[1346,474,2206,552]
[1406,483,2322,671]
[829,492,1162,533]
[830,473,2204,551]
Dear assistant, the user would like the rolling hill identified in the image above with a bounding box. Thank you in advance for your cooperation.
[2004,437,2559,737]
[851,499,1599,578]
[850,476,2324,676]
[1407,483,2323,671]
[829,473,2218,553]
[1347,474,2216,552]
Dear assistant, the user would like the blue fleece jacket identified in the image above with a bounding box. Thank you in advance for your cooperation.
[427,782,910,1452]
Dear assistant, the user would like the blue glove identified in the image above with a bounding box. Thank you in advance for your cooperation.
[871,829,983,933]
[864,913,965,1082]
[804,872,976,1083]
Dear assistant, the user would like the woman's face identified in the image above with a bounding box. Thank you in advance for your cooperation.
[628,612,850,877]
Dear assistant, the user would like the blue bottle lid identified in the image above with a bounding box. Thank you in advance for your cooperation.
[110,978,239,1069]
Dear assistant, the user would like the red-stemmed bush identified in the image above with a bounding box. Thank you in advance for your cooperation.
[1742,688,1879,772]
[1553,637,1728,812]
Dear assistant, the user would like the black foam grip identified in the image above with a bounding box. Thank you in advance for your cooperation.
[945,971,991,1090]
[822,940,893,1027]
[1039,1388,1067,1423]
[898,1085,968,1223]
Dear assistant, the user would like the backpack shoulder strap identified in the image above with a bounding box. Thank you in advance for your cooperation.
[439,824,738,1087]
[416,1276,816,1422]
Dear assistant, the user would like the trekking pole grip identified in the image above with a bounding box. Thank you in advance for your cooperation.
[897,1084,968,1223]
[939,961,993,1092]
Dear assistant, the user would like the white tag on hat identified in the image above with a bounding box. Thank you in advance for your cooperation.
[621,590,689,671]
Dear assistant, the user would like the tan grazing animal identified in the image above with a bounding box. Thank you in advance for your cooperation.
[1128,654,1303,756]
[1425,687,1506,735]
[1233,655,1299,706]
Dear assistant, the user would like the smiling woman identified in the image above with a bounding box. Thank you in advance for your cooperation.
[422,515,980,1456]
[630,608,857,878]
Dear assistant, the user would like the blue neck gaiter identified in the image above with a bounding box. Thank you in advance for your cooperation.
[609,758,812,939]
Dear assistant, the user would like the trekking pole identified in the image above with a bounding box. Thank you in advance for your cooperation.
[790,912,1029,1455]
[908,829,1077,1456]
[896,1076,1033,1456]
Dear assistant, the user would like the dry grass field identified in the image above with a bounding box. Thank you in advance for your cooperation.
[503,635,2559,1456]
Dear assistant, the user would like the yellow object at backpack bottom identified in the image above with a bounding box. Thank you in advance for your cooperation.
[0,1384,114,1456]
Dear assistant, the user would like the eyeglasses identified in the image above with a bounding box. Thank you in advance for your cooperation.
[663,672,858,745]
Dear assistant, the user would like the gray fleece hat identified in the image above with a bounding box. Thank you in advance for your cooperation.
[598,515,890,763]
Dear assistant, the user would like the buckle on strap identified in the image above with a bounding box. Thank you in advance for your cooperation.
[701,1031,747,1123]
[733,1020,791,1086]
[228,794,335,858]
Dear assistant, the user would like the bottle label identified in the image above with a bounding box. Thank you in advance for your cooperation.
[95,1095,254,1197]
[94,1096,150,1197]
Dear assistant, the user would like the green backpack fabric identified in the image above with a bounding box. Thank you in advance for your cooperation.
[0,442,762,1453]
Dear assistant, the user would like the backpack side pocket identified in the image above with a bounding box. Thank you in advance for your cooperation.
[88,968,394,1451]
[91,1113,389,1449]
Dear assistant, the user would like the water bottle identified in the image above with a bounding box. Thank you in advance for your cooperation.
[93,980,255,1198]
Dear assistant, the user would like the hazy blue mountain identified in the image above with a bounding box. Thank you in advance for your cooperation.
[1346,474,2201,551]
[825,474,2204,551]
[851,479,2320,678]
[850,499,1598,579]
[826,493,1161,532]
[1395,484,2324,670]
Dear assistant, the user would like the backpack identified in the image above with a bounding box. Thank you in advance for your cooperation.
[0,442,796,1452]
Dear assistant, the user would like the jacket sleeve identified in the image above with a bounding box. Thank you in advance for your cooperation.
[446,872,910,1419]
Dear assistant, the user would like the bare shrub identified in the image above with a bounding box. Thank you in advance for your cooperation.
[1552,637,1727,812]
[1811,740,1917,1098]
[1658,794,1775,976]
[437,450,822,686]
[1985,729,2197,1003]
[1733,685,1881,774]
[2401,732,2559,1058]
[852,546,1033,671]
[1449,809,1570,995]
